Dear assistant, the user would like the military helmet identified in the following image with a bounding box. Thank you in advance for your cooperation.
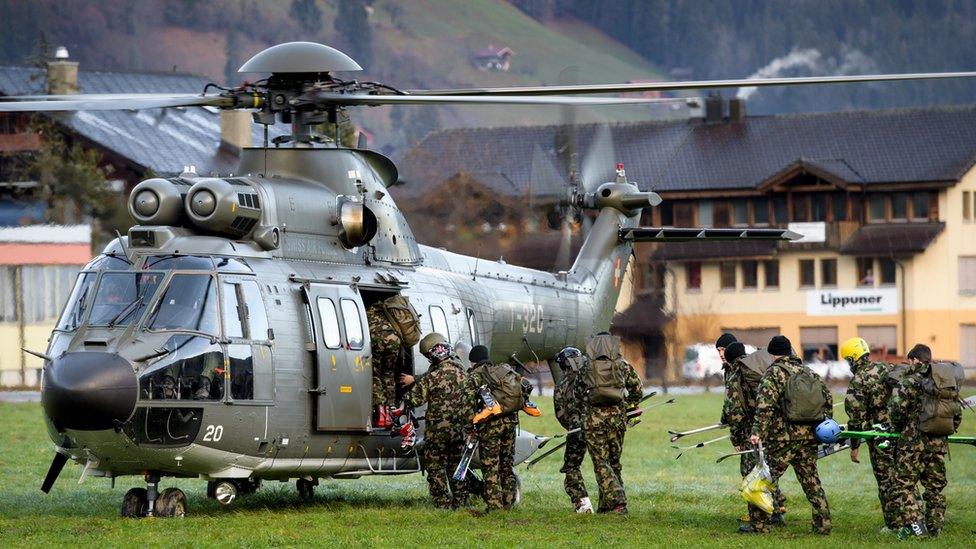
[840,337,870,363]
[419,332,449,358]
[555,346,584,371]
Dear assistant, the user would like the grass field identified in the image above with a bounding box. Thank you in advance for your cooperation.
[1,393,973,547]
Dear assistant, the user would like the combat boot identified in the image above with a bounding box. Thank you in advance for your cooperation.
[896,522,928,539]
[609,504,628,515]
[374,405,393,429]
[575,497,594,514]
[521,400,542,417]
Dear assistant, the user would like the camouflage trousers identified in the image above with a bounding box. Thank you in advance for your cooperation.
[561,431,588,504]
[422,429,468,509]
[741,449,786,523]
[864,439,898,529]
[754,440,831,534]
[890,435,948,533]
[478,419,518,510]
[584,422,627,512]
[371,343,400,407]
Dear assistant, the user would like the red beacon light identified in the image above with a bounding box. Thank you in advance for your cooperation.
[615,162,627,183]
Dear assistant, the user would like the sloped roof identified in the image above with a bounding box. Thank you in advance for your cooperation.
[839,222,945,256]
[0,66,285,176]
[397,105,976,197]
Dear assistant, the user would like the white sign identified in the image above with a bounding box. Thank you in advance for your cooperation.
[806,288,898,316]
[788,222,826,243]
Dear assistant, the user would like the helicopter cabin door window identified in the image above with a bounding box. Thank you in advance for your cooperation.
[340,299,365,350]
[220,278,273,401]
[317,298,342,349]
[429,305,450,341]
[466,308,479,345]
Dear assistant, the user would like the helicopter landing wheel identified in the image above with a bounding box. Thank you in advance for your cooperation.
[154,487,188,518]
[297,478,317,501]
[121,487,149,518]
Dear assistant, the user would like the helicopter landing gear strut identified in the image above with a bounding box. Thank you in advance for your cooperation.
[297,478,318,501]
[120,473,187,518]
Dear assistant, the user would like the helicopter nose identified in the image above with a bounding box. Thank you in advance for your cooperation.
[41,352,138,431]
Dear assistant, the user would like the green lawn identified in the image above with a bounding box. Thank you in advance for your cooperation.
[1,393,973,547]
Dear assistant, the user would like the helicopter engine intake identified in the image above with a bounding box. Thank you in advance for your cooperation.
[184,178,263,239]
[128,178,192,226]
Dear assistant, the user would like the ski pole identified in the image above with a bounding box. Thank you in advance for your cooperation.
[674,434,730,459]
[668,423,727,443]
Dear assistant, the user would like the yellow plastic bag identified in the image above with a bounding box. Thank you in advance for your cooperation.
[739,445,775,513]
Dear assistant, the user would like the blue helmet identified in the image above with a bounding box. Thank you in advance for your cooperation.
[815,418,842,444]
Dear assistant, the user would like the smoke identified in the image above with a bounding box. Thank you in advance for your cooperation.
[736,47,878,100]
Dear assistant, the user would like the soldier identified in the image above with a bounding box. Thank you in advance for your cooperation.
[465,345,538,511]
[576,332,642,514]
[367,299,401,428]
[749,335,832,535]
[401,332,469,509]
[722,342,785,531]
[888,344,964,539]
[840,337,896,531]
[553,346,592,513]
[716,332,738,426]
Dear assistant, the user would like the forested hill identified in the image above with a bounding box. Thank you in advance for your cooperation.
[512,0,976,113]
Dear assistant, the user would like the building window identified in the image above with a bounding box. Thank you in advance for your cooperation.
[773,196,788,224]
[686,262,702,290]
[659,202,674,226]
[800,326,838,362]
[763,260,779,289]
[753,197,769,225]
[674,203,695,227]
[911,192,930,221]
[699,200,714,227]
[965,191,973,223]
[742,260,758,289]
[713,202,732,227]
[799,259,815,287]
[811,194,827,222]
[859,325,898,357]
[878,258,896,285]
[857,257,874,287]
[733,199,749,226]
[832,193,848,221]
[959,257,976,294]
[868,194,886,223]
[961,325,976,369]
[821,258,837,287]
[891,193,908,221]
[793,194,811,222]
[720,262,736,290]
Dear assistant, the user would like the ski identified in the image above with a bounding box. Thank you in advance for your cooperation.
[715,440,851,464]
[452,430,479,481]
[668,423,727,443]
[673,434,731,459]
[839,430,976,446]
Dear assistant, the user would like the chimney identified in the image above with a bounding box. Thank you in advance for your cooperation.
[220,110,252,154]
[46,46,78,95]
[704,94,724,124]
[729,98,746,122]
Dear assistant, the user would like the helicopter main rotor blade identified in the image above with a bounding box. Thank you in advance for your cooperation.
[315,93,694,107]
[409,71,976,96]
[40,452,68,494]
[0,93,233,112]
[580,124,616,193]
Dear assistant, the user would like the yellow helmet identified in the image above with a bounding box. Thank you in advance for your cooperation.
[840,337,870,363]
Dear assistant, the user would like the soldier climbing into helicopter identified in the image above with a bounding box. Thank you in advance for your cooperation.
[366,294,422,429]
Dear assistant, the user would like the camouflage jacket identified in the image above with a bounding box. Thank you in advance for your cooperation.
[465,361,525,426]
[889,361,963,441]
[573,358,643,431]
[751,355,833,443]
[554,369,583,430]
[723,358,752,447]
[366,304,399,350]
[844,356,891,449]
[403,357,468,433]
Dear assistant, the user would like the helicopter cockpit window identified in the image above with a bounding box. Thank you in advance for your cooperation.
[340,298,364,350]
[240,281,270,341]
[221,281,244,339]
[466,308,479,345]
[144,255,215,271]
[84,254,133,271]
[316,298,341,349]
[429,305,450,342]
[55,272,95,331]
[145,274,219,334]
[138,334,223,401]
[214,257,252,273]
[228,344,254,399]
[89,272,165,326]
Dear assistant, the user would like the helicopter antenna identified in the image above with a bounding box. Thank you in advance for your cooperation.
[114,229,129,258]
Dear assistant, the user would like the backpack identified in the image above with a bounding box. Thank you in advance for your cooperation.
[737,349,773,409]
[584,334,627,406]
[554,374,576,429]
[780,364,828,424]
[380,295,421,347]
[482,362,525,415]
[918,362,964,436]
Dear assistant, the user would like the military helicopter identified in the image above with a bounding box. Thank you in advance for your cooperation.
[4,42,974,517]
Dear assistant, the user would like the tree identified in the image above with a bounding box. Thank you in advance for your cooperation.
[289,0,322,36]
[335,0,373,69]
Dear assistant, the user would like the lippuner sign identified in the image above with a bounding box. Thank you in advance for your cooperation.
[806,288,898,316]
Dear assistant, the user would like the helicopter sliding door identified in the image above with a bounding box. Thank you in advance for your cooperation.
[306,283,372,432]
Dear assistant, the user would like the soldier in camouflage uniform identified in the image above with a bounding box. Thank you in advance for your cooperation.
[367,300,401,428]
[402,332,469,509]
[576,333,642,514]
[749,335,832,535]
[888,344,963,538]
[840,337,897,530]
[553,347,592,513]
[722,342,786,530]
[465,345,533,511]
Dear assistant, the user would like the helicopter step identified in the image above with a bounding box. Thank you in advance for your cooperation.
[330,443,422,478]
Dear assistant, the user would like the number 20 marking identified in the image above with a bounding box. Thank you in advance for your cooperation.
[203,425,223,442]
